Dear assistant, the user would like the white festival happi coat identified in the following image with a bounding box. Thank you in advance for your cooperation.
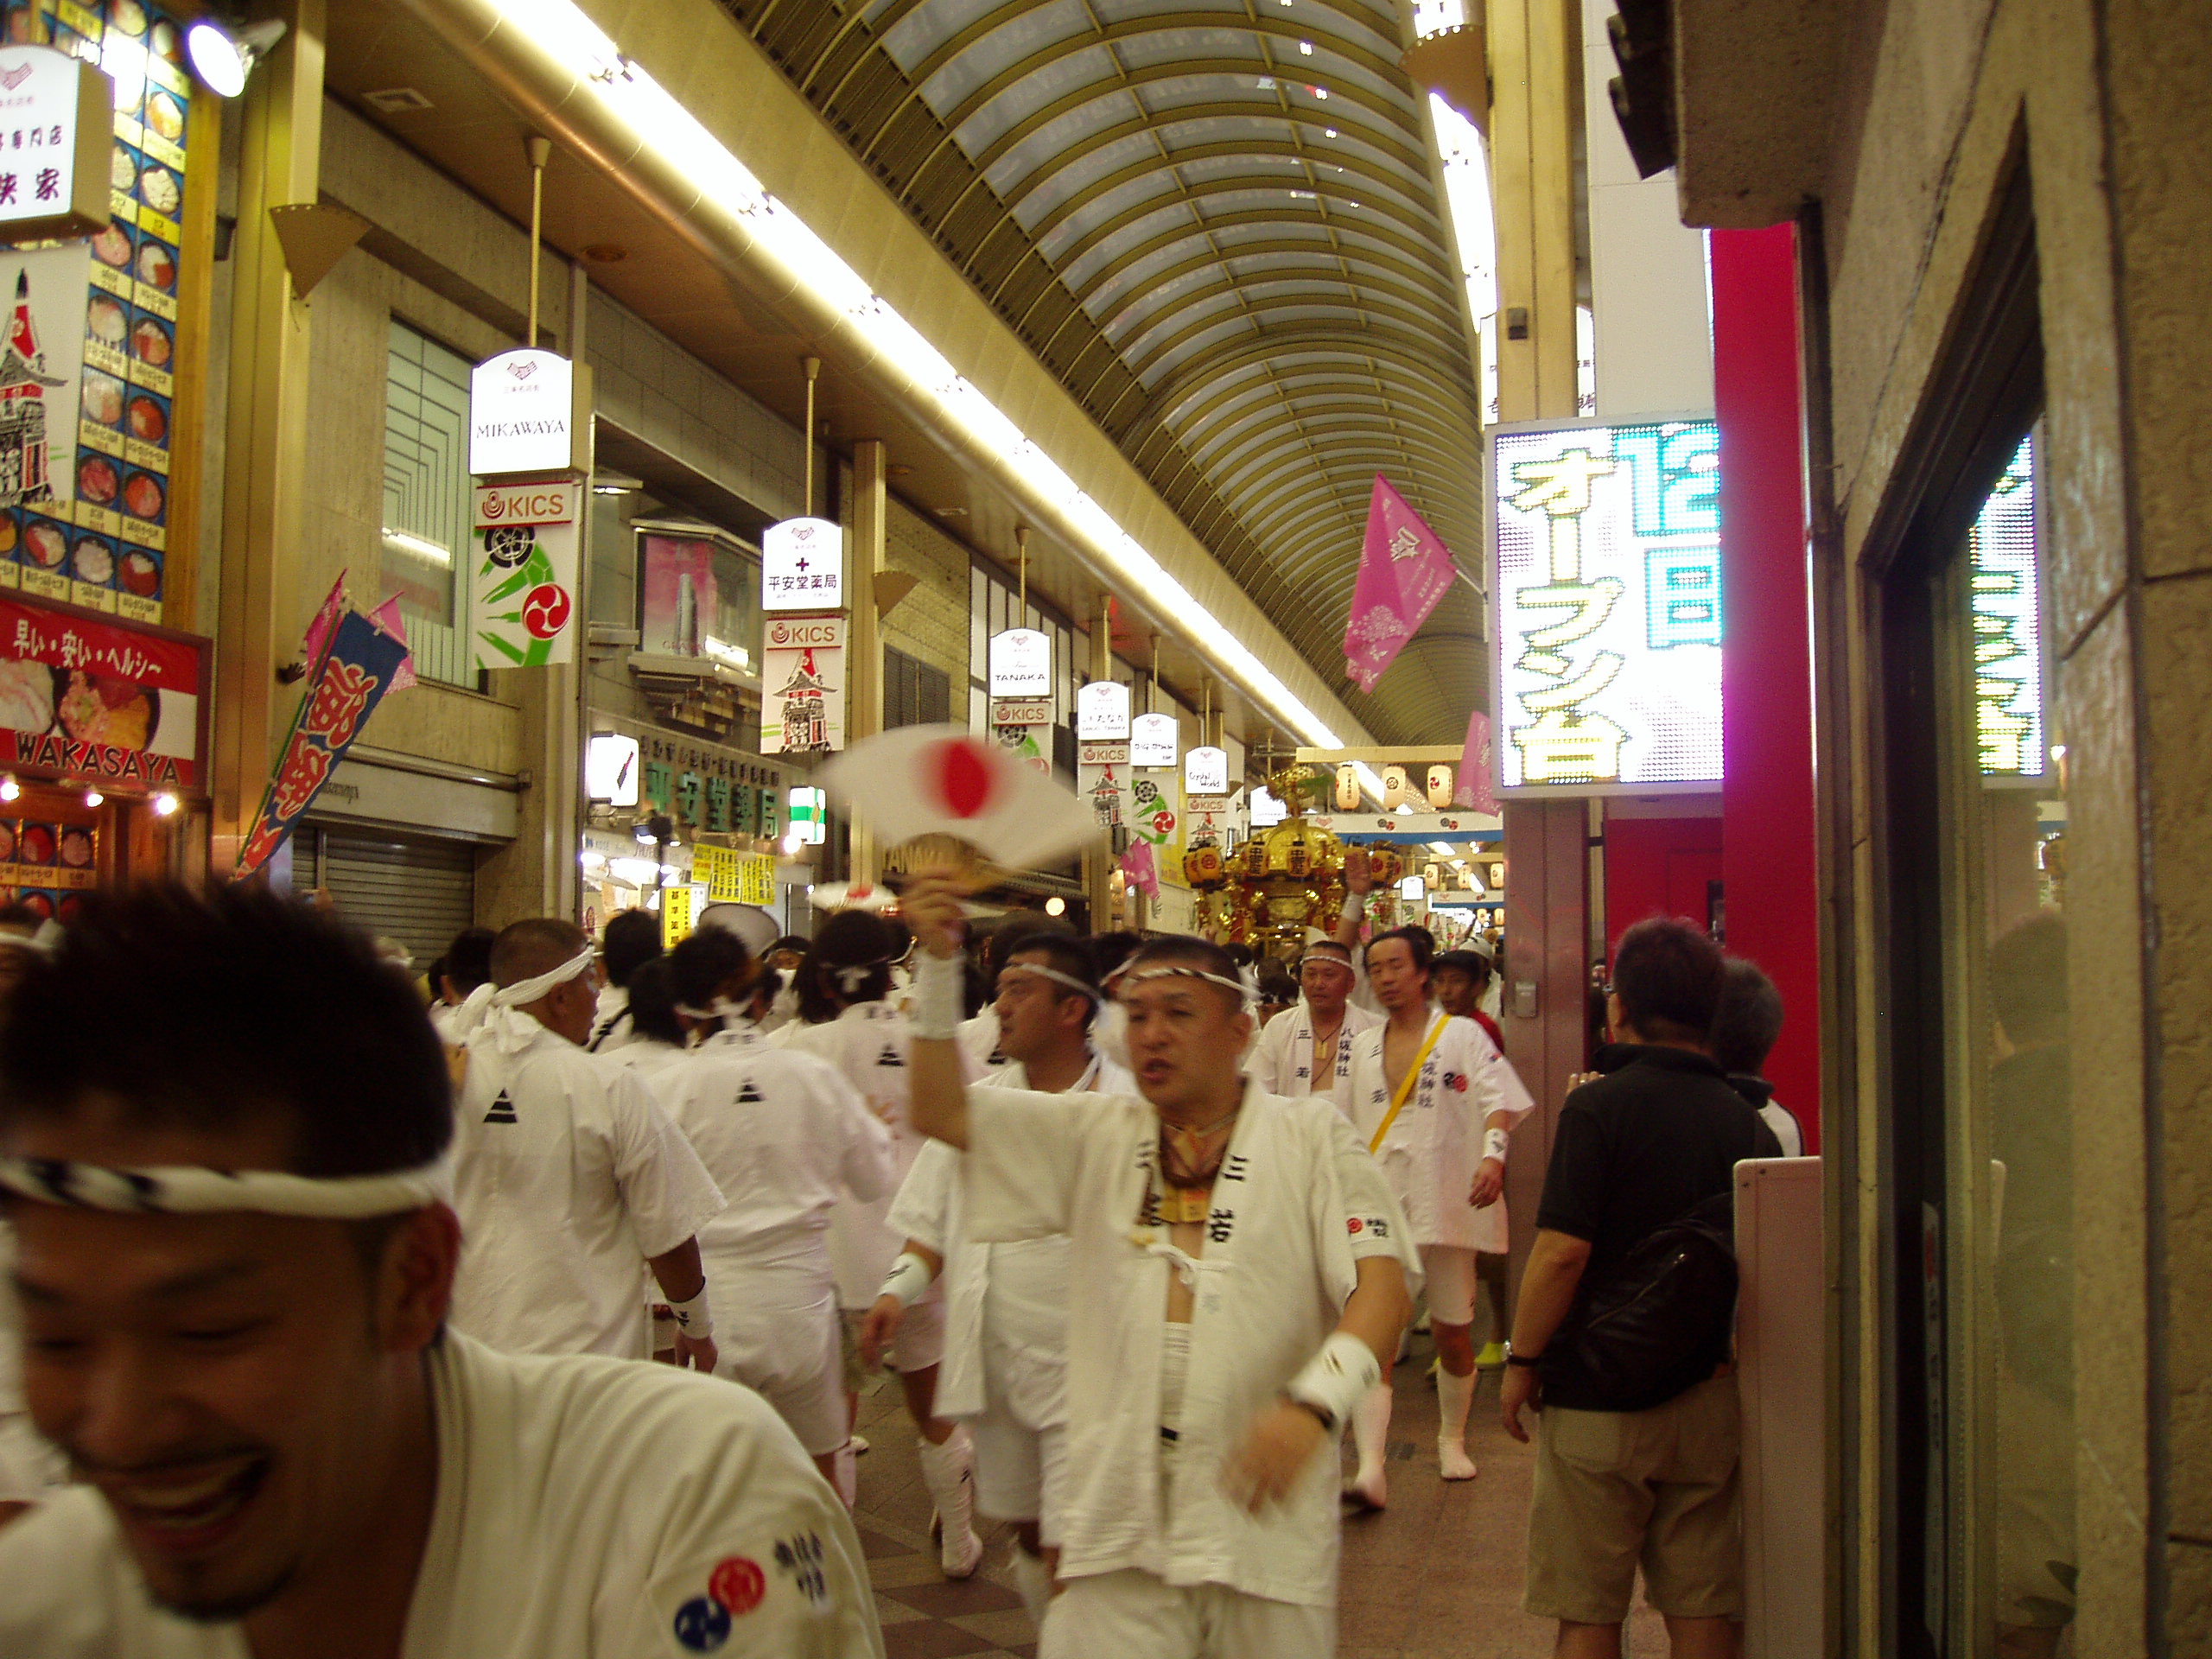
[1345,1011,1535,1255]
[1246,997,1382,1111]
[782,1001,933,1307]
[449,1013,726,1358]
[888,1051,1134,1421]
[0,1332,885,1658]
[962,1079,1421,1608]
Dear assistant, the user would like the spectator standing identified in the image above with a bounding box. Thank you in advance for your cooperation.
[588,907,664,1052]
[1503,917,1782,1659]
[1710,957,1805,1156]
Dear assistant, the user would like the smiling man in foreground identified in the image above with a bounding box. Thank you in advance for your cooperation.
[896,869,1416,1659]
[0,884,881,1659]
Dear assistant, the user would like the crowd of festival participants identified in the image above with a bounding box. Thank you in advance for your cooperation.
[0,855,1802,1658]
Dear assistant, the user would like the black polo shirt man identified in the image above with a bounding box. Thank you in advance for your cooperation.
[1500,918,1782,1657]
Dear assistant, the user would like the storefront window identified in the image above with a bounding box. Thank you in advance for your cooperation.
[1936,427,2075,1656]
[381,321,474,684]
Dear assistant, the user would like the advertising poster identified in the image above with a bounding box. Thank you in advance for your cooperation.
[0,588,200,785]
[639,533,716,658]
[761,621,844,756]
[1491,417,1724,794]
[0,241,86,518]
[470,479,578,669]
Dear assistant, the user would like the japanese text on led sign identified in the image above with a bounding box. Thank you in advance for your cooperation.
[1969,433,2044,779]
[1491,419,1723,793]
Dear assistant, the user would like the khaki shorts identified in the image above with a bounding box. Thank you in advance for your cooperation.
[1524,1374,1744,1624]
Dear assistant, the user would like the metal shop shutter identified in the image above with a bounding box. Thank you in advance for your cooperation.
[292,825,476,968]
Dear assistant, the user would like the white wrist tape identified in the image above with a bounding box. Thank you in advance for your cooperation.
[878,1250,934,1308]
[1339,892,1364,923]
[1483,1126,1510,1165]
[910,950,963,1040]
[1285,1330,1381,1430]
[668,1287,715,1339]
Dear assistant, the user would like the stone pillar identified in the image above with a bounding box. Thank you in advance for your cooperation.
[209,0,324,871]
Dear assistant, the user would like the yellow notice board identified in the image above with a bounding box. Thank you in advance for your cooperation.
[660,887,695,946]
[738,854,776,906]
[695,844,739,902]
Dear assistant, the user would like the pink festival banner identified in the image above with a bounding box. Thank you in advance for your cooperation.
[1455,708,1499,814]
[1343,475,1459,693]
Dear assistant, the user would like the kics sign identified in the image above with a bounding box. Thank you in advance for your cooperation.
[473,480,577,528]
[765,615,845,649]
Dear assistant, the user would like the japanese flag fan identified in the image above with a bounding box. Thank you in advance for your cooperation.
[817,726,1100,886]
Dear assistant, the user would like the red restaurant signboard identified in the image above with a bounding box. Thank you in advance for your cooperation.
[0,591,205,789]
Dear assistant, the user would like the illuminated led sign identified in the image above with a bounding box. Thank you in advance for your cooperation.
[1969,432,2044,779]
[1490,418,1723,794]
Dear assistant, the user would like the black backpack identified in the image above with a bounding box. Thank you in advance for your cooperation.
[1541,1190,1738,1413]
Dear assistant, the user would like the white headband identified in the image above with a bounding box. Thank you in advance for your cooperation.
[1295,952,1356,978]
[1120,963,1255,1003]
[492,947,597,1007]
[0,1154,454,1218]
[997,961,1101,1002]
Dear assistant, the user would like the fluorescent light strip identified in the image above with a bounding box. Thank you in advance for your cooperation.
[500,0,1350,750]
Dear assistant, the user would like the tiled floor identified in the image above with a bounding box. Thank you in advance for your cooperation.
[850,1339,1669,1658]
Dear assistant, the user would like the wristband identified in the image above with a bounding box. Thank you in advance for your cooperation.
[668,1287,715,1340]
[1284,1330,1381,1432]
[877,1250,934,1308]
[1339,892,1364,924]
[910,950,963,1040]
[1505,1343,1541,1369]
[1483,1126,1510,1165]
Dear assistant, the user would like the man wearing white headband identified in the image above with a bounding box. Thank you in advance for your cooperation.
[898,874,1417,1659]
[652,930,894,1503]
[0,903,61,1527]
[0,884,881,1656]
[1343,926,1535,1504]
[448,918,727,1365]
[1246,940,1382,1114]
[861,930,1134,1625]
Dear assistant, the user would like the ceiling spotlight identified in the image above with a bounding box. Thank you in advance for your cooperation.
[186,18,289,99]
[150,791,181,817]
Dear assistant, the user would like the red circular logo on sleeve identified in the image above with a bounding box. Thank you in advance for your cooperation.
[709,1556,766,1617]
[1346,1217,1364,1235]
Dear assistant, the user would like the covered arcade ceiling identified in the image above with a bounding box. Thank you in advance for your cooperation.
[715,0,1490,745]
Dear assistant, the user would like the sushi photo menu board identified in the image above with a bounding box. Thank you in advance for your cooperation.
[0,0,190,627]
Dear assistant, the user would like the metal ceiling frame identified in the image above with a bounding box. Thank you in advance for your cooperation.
[715,0,1487,743]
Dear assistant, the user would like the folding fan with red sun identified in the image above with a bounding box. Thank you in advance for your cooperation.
[817,725,1102,878]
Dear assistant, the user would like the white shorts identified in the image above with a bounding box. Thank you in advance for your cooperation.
[1041,1570,1333,1659]
[716,1294,846,1458]
[839,1297,948,1380]
[1420,1244,1478,1326]
[969,1339,1068,1538]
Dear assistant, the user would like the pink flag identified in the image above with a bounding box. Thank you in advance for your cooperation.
[301,570,346,670]
[1454,708,1499,814]
[366,594,418,693]
[1343,476,1459,693]
[1121,838,1160,901]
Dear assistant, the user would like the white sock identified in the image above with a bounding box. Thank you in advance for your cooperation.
[1349,1382,1393,1501]
[1437,1367,1478,1480]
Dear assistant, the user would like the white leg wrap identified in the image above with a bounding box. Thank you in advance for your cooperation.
[1437,1367,1478,1481]
[1344,1382,1393,1510]
[916,1427,984,1579]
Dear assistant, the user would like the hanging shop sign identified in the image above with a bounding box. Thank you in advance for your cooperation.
[237,611,409,874]
[988,626,1051,696]
[1969,432,2045,780]
[467,348,585,476]
[1249,785,1287,828]
[1491,417,1723,795]
[1130,711,1178,768]
[0,590,203,788]
[470,479,579,668]
[1076,679,1129,740]
[762,636,844,755]
[988,696,1052,728]
[0,47,111,243]
[585,731,641,805]
[760,516,842,613]
[1184,744,1228,797]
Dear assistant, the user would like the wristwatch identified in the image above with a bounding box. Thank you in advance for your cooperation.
[1503,1343,1542,1370]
